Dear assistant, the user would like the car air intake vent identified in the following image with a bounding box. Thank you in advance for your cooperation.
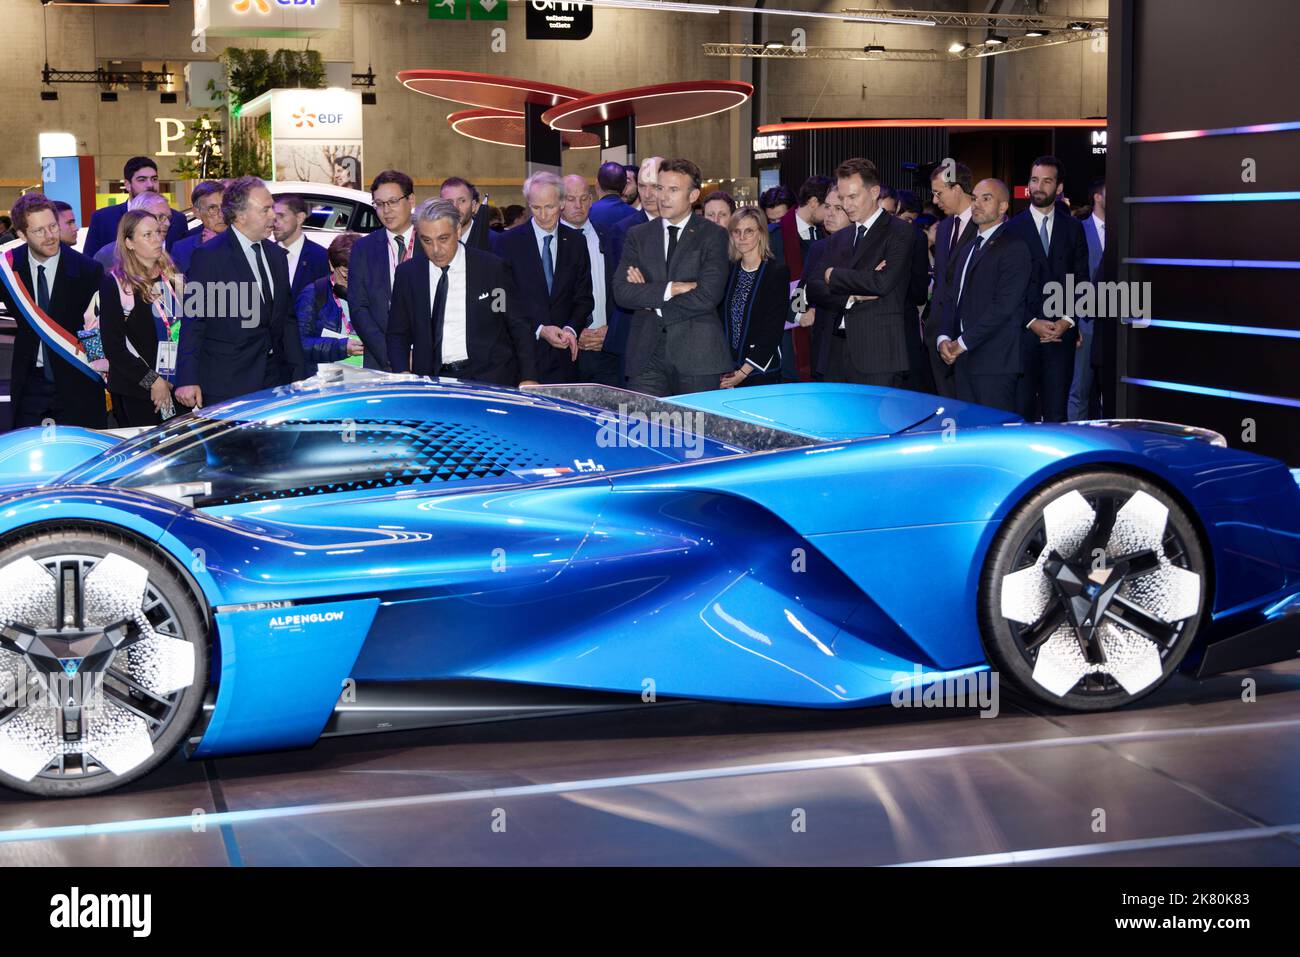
[197,418,546,507]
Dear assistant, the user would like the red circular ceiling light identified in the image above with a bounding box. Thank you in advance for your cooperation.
[398,70,591,112]
[541,80,754,132]
[447,109,600,150]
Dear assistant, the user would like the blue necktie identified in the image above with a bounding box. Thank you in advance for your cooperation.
[1039,215,1050,255]
[37,264,54,382]
[542,234,554,294]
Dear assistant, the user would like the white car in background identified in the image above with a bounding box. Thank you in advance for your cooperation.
[70,180,380,254]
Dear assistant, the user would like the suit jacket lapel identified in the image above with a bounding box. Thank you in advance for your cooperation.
[849,211,892,269]
[47,250,72,323]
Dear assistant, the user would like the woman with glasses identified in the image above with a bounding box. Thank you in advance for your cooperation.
[717,206,790,389]
[98,210,183,425]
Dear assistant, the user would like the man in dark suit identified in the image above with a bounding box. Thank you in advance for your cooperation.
[934,179,1032,413]
[925,160,977,398]
[3,193,107,428]
[387,199,537,386]
[440,177,493,252]
[273,194,330,301]
[174,176,304,408]
[587,162,632,247]
[1071,178,1106,420]
[612,158,730,396]
[603,156,663,382]
[83,156,188,256]
[1006,155,1091,422]
[492,171,594,384]
[803,157,916,387]
[769,175,832,381]
[795,186,848,381]
[350,169,418,371]
[563,173,622,386]
[171,180,225,273]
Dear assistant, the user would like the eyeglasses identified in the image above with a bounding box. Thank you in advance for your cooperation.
[373,196,411,211]
[25,225,59,237]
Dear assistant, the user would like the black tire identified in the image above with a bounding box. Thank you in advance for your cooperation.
[0,526,209,797]
[980,471,1206,712]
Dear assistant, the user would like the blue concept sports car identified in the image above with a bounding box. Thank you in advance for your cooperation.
[0,366,1298,797]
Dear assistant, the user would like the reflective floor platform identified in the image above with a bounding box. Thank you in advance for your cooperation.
[3,660,1300,866]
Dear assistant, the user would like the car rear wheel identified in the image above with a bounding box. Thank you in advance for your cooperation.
[980,471,1206,711]
[0,527,208,797]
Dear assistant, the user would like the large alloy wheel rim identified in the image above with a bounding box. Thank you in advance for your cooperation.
[0,552,197,785]
[998,488,1202,699]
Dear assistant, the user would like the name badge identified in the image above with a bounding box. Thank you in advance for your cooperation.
[155,340,178,376]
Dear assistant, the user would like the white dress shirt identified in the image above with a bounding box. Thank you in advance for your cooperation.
[947,205,973,253]
[282,233,306,286]
[232,227,273,300]
[794,208,814,242]
[1027,205,1073,328]
[28,247,60,369]
[1029,204,1053,250]
[566,216,606,329]
[937,221,1004,351]
[1092,213,1106,251]
[431,244,469,365]
[386,224,415,285]
[655,210,696,315]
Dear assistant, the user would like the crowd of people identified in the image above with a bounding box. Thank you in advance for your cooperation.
[2,149,1107,431]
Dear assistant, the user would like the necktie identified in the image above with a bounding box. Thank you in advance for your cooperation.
[432,264,449,351]
[809,225,818,242]
[852,223,866,252]
[252,241,272,318]
[952,216,962,251]
[394,234,407,263]
[1039,215,1050,255]
[542,233,554,294]
[37,264,53,382]
[666,224,680,269]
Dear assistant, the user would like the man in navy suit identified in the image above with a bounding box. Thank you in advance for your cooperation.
[925,160,977,398]
[273,194,330,301]
[1006,156,1091,422]
[387,199,537,385]
[3,193,107,428]
[171,180,226,273]
[934,179,1031,413]
[492,171,594,384]
[349,169,418,371]
[83,156,188,256]
[562,173,621,386]
[175,176,304,408]
[606,156,662,274]
[440,177,493,252]
[587,161,632,247]
[603,157,662,372]
[1070,178,1106,420]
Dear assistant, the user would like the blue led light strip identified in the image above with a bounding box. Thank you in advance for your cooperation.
[1125,191,1300,203]
[1122,377,1300,409]
[1139,319,1300,340]
[1125,120,1300,143]
[1123,257,1300,269]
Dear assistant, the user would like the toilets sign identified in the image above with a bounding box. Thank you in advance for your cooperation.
[526,0,593,40]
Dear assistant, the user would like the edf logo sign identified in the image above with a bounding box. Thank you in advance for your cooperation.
[233,0,317,12]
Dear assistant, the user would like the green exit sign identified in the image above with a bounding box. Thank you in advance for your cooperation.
[428,0,465,19]
[428,0,507,19]
[471,0,507,20]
